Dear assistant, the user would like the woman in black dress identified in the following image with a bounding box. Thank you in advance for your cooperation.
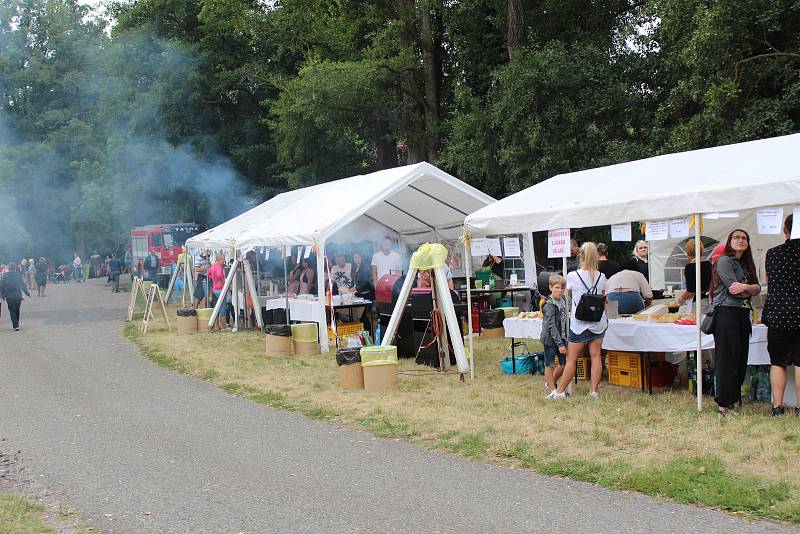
[677,239,712,305]
[35,257,49,297]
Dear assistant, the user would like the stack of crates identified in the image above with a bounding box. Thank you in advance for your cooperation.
[607,351,642,388]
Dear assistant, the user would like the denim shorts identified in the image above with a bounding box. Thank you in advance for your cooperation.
[569,328,606,344]
[543,345,566,368]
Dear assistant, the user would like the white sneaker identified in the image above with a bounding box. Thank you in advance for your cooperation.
[589,390,599,399]
[547,390,566,400]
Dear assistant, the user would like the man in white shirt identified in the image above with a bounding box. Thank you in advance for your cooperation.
[371,236,402,286]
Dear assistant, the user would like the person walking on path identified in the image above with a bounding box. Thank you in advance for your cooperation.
[73,254,83,282]
[1,263,31,331]
[764,214,800,417]
[35,257,49,297]
[108,254,123,293]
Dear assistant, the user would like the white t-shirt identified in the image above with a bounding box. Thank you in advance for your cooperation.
[371,250,402,279]
[566,269,608,335]
[331,263,353,291]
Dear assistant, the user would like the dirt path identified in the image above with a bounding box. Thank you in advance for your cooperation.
[0,280,796,533]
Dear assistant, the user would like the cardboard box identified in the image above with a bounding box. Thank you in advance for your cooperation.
[176,315,197,334]
[292,339,321,356]
[265,334,292,356]
[339,362,364,389]
[481,327,505,339]
[363,362,399,392]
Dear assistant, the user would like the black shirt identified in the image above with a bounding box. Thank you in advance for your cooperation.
[763,239,800,330]
[683,261,711,297]
[598,259,623,280]
[0,271,31,299]
[482,258,504,279]
[623,256,649,281]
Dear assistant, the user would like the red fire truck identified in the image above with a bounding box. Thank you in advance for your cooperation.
[130,223,201,277]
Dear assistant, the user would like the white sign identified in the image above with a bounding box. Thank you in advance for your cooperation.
[304,246,312,259]
[757,208,783,235]
[296,247,302,263]
[486,238,502,256]
[285,245,293,256]
[264,248,270,259]
[470,237,489,256]
[502,237,521,257]
[646,219,669,241]
[705,211,740,220]
[548,229,571,258]
[793,206,800,240]
[668,217,690,239]
[611,223,631,242]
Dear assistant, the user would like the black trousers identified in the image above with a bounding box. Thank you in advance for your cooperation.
[713,306,751,408]
[6,297,21,329]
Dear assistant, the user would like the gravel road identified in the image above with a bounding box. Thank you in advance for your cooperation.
[0,280,796,533]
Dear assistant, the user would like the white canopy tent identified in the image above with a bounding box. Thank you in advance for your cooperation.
[465,133,800,410]
[189,162,496,352]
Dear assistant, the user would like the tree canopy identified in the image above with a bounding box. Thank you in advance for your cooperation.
[1,0,799,260]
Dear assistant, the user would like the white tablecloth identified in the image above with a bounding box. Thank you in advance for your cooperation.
[259,297,325,323]
[503,317,769,365]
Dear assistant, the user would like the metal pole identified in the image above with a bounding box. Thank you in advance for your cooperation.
[284,246,290,325]
[464,238,475,380]
[694,214,703,412]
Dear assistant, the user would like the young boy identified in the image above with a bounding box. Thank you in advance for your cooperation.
[540,274,568,394]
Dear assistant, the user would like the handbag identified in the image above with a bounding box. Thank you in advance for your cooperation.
[575,272,605,322]
[700,302,718,335]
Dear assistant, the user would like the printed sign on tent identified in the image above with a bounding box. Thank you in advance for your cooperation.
[502,237,521,257]
[296,247,302,263]
[793,206,800,240]
[470,237,489,256]
[757,208,783,235]
[669,217,690,239]
[304,246,312,259]
[611,223,631,242]
[487,238,502,256]
[645,219,669,241]
[548,229,570,258]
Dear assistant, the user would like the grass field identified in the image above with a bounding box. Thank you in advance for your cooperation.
[0,493,51,534]
[124,306,800,524]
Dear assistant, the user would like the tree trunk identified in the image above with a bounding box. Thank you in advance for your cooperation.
[419,0,442,161]
[507,0,526,60]
[375,118,399,169]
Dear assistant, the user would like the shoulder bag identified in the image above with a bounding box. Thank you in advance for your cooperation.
[700,302,718,335]
[575,272,605,322]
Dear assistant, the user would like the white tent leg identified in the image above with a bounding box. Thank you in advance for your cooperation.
[434,265,469,373]
[244,260,264,331]
[164,261,180,304]
[316,243,329,352]
[464,240,475,380]
[208,259,238,331]
[382,267,418,346]
[184,254,194,307]
[232,260,240,333]
[694,215,703,412]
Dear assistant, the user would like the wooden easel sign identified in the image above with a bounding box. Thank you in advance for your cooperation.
[127,277,149,321]
[141,283,172,333]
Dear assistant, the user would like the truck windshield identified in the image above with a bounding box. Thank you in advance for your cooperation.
[165,226,199,247]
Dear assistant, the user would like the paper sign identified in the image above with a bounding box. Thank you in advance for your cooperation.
[470,237,489,256]
[793,206,800,240]
[645,219,669,241]
[611,223,631,242]
[487,238,502,256]
[757,208,783,235]
[669,217,690,239]
[264,248,270,259]
[502,237,521,257]
[304,246,312,259]
[296,247,302,263]
[285,245,293,256]
[548,229,571,258]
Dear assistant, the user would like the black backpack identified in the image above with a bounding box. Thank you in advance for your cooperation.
[574,272,605,322]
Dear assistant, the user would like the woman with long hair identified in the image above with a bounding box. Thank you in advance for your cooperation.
[350,251,374,300]
[549,242,608,399]
[710,229,761,415]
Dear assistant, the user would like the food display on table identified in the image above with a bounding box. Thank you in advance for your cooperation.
[515,311,541,319]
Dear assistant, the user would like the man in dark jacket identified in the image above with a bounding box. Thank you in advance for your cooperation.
[108,253,123,293]
[1,263,31,331]
[145,252,160,282]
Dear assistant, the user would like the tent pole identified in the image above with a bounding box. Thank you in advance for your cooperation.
[464,238,475,380]
[232,253,240,332]
[523,231,537,299]
[317,242,329,352]
[694,214,703,412]
[284,246,290,325]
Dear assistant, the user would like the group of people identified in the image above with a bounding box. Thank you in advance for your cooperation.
[0,257,49,330]
[539,217,799,416]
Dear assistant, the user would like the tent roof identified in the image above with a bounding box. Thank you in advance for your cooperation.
[464,133,800,235]
[188,162,494,251]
